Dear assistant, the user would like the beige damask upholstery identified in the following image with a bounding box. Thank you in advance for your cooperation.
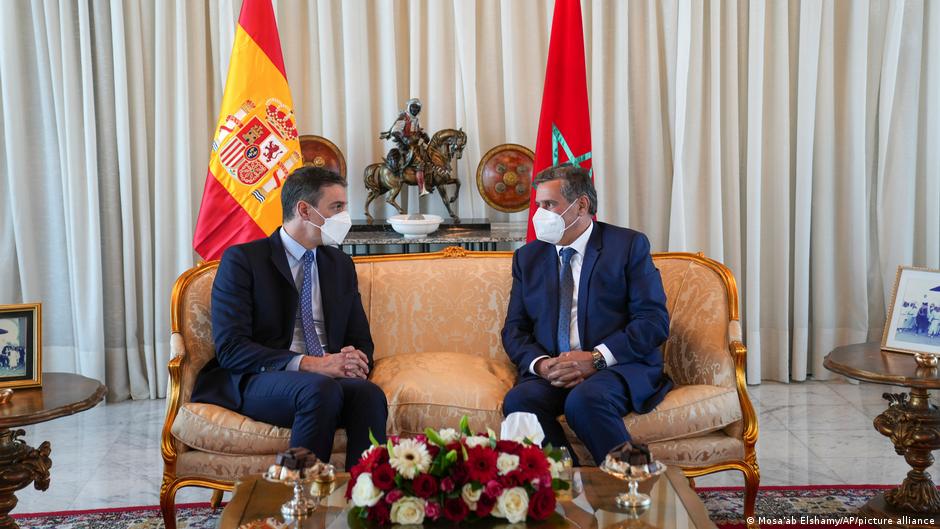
[161,248,758,528]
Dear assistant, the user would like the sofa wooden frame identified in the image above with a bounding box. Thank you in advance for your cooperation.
[160,247,759,528]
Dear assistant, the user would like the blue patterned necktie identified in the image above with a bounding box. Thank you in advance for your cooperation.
[300,250,325,357]
[556,247,577,355]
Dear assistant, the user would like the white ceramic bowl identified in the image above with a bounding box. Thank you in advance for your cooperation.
[388,214,443,238]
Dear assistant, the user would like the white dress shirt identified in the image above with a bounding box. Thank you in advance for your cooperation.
[280,229,328,370]
[529,221,617,375]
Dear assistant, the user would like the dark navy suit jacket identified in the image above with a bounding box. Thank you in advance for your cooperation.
[501,222,672,413]
[191,228,374,410]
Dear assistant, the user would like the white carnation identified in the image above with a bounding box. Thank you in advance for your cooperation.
[497,487,530,524]
[390,496,427,525]
[464,435,491,448]
[350,473,383,507]
[437,428,461,444]
[389,438,432,479]
[497,453,520,476]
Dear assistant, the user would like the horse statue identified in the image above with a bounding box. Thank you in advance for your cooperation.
[363,128,467,222]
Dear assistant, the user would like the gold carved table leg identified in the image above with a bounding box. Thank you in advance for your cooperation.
[0,428,51,529]
[861,389,940,528]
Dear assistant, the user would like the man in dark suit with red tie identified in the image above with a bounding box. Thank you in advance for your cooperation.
[191,166,387,467]
[502,163,673,465]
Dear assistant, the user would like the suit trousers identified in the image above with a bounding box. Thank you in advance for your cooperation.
[502,370,633,466]
[237,371,388,469]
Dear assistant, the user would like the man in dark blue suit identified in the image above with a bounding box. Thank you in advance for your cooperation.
[502,163,672,465]
[191,167,387,468]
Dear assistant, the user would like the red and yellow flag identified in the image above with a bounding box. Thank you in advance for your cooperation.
[193,0,301,261]
[527,0,593,242]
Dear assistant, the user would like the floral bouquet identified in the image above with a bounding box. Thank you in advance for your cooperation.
[347,416,569,525]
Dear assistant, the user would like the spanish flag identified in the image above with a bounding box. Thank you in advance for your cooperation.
[193,0,301,261]
[527,0,593,242]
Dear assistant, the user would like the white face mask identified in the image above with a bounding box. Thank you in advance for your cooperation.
[305,205,352,246]
[532,201,581,245]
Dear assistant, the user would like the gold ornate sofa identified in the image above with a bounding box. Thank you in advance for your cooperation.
[161,247,758,528]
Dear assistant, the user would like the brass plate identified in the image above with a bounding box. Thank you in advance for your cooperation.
[476,143,534,213]
[299,134,346,178]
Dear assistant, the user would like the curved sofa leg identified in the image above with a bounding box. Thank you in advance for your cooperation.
[160,477,179,529]
[742,461,761,528]
[211,489,224,509]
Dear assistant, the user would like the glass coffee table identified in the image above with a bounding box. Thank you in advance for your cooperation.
[219,466,717,529]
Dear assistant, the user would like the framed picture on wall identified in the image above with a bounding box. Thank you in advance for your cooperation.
[882,267,940,356]
[0,303,42,389]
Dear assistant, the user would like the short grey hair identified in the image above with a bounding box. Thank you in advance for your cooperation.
[532,163,597,215]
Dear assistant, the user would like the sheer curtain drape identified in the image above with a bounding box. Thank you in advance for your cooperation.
[0,0,937,399]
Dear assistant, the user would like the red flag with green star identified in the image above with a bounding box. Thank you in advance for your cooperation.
[527,0,593,242]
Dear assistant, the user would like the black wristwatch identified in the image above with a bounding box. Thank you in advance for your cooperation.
[591,349,607,370]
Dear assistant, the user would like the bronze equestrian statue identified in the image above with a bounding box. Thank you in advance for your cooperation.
[364,127,467,223]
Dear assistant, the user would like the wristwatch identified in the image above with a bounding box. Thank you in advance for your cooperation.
[591,349,607,370]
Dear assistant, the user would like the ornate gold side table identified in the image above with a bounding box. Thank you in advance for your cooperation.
[824,343,940,529]
[0,372,107,529]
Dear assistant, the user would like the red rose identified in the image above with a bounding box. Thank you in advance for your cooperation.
[444,497,470,522]
[359,446,389,470]
[450,462,469,484]
[385,489,404,504]
[496,440,524,455]
[484,479,503,498]
[465,446,498,483]
[519,446,550,480]
[372,464,396,491]
[528,486,556,520]
[476,494,497,517]
[440,477,456,493]
[412,473,438,499]
[368,499,391,525]
[425,501,442,520]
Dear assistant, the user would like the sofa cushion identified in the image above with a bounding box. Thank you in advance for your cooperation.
[371,352,516,436]
[562,383,741,458]
[171,402,291,455]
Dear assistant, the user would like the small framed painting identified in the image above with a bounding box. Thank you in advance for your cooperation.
[882,267,940,355]
[0,303,42,389]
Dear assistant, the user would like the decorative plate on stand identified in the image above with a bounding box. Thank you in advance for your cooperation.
[299,134,347,178]
[476,143,534,213]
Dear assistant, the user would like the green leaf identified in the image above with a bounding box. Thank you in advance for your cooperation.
[459,415,471,436]
[487,427,497,439]
[368,429,380,448]
[461,443,469,461]
[425,427,446,447]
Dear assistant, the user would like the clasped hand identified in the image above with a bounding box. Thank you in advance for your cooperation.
[299,346,369,379]
[536,350,596,388]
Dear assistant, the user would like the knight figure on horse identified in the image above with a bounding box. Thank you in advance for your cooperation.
[380,98,431,197]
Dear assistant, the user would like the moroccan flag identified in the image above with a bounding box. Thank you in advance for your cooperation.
[193,0,301,260]
[527,0,593,242]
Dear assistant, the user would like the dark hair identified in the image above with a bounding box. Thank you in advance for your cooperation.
[532,163,597,215]
[281,166,347,222]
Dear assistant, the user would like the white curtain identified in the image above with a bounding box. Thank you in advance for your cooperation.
[0,0,937,399]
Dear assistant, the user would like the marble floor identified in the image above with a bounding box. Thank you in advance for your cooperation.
[11,379,940,513]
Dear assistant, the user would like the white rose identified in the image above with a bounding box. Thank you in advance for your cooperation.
[438,428,460,444]
[496,453,520,476]
[350,473,383,507]
[497,487,530,524]
[390,496,427,525]
[461,483,482,509]
[464,435,491,448]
